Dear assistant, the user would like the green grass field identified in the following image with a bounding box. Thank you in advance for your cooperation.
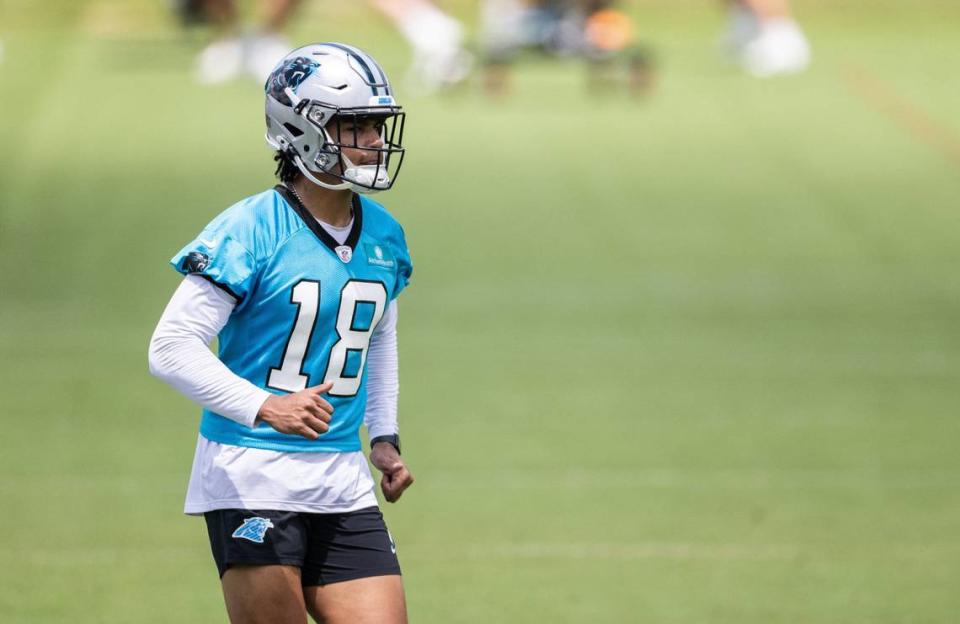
[2,1,959,621]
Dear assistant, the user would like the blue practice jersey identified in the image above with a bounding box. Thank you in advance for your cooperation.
[170,185,412,453]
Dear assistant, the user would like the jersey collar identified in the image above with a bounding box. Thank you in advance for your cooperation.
[275,184,363,256]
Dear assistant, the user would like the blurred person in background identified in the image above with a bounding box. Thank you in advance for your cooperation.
[372,0,473,92]
[177,0,302,84]
[582,1,655,94]
[720,0,811,76]
[179,0,471,91]
[480,0,653,96]
[149,43,414,623]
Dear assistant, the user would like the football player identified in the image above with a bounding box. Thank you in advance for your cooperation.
[478,0,651,97]
[187,0,302,84]
[720,0,811,77]
[149,43,414,623]
[372,0,473,92]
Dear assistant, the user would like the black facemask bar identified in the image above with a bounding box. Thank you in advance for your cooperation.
[298,100,406,191]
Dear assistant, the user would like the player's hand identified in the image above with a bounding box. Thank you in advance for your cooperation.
[255,382,334,440]
[370,442,414,503]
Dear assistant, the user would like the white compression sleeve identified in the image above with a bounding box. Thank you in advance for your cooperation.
[364,299,400,439]
[148,275,271,428]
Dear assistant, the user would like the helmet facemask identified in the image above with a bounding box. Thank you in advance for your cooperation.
[313,105,406,194]
[273,87,406,194]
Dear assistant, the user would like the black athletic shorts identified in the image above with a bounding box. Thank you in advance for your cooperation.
[204,506,401,586]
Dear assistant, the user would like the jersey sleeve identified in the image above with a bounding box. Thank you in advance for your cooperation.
[170,227,259,302]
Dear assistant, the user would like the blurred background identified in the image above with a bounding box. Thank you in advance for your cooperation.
[1,0,959,622]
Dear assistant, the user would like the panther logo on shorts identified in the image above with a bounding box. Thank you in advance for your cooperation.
[232,517,275,543]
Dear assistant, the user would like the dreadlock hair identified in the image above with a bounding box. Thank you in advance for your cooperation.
[273,149,302,183]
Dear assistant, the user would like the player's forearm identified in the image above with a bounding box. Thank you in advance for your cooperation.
[148,276,271,428]
[149,334,270,428]
[364,300,400,439]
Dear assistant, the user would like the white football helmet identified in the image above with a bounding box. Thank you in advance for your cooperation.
[264,43,405,193]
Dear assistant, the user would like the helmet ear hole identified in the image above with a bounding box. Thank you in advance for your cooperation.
[283,123,304,137]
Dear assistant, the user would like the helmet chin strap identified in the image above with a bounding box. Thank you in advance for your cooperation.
[345,167,389,194]
[292,153,390,194]
[339,152,391,194]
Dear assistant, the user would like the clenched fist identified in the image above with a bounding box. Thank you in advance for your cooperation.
[371,442,414,503]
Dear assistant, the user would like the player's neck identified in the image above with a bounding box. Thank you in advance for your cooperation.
[291,178,354,228]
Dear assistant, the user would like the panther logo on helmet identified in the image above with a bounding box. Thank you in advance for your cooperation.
[265,57,321,106]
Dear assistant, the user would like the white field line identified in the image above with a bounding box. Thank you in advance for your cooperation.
[462,542,799,562]
[437,542,960,562]
[2,543,795,566]
[9,542,958,568]
[422,468,960,491]
[0,547,202,567]
[2,469,958,492]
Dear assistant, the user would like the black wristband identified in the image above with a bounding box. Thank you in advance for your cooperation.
[370,434,401,454]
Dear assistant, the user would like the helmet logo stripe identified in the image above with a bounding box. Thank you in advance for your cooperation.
[324,42,382,97]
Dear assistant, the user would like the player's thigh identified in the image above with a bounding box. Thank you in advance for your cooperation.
[205,510,311,624]
[304,574,407,624]
[221,564,307,624]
